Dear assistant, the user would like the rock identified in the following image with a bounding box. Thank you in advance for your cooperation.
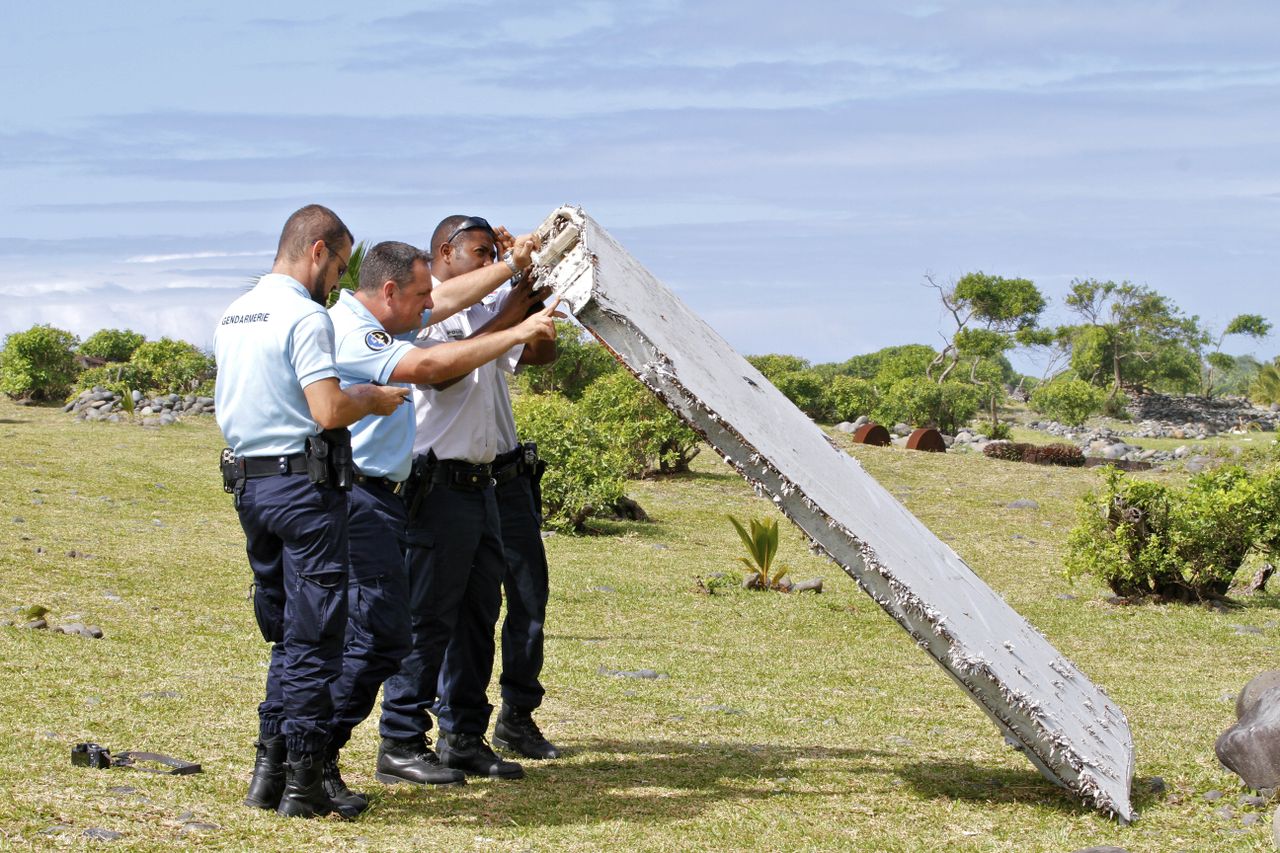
[1147,776,1166,794]
[703,704,744,714]
[1213,806,1234,820]
[55,622,102,638]
[1235,626,1265,636]
[1068,847,1129,853]
[1240,794,1266,807]
[1216,684,1280,789]
[22,618,48,630]
[131,390,142,403]
[892,422,911,437]
[1204,789,1224,801]
[1236,671,1280,719]
[852,415,869,428]
[1006,499,1040,510]
[159,413,176,426]
[1274,806,1280,848]
[1242,812,1259,827]
[82,828,123,841]
[589,586,616,593]
[180,822,219,835]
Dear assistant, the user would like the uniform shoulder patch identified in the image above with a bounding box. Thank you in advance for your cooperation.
[365,329,393,350]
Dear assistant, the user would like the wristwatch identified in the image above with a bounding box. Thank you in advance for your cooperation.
[502,249,520,276]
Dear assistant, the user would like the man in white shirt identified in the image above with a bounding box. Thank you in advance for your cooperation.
[380,216,558,779]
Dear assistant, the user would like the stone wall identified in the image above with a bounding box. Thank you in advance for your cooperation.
[63,388,215,426]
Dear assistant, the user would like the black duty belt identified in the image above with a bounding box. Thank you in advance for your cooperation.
[430,459,496,491]
[354,472,406,495]
[241,454,308,478]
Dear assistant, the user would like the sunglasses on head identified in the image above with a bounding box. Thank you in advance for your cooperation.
[443,216,498,259]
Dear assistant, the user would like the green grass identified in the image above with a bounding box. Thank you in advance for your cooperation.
[1,399,1277,851]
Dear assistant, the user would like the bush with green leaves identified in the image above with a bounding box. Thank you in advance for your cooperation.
[76,363,149,396]
[128,338,215,394]
[78,328,145,363]
[1029,378,1105,426]
[873,377,981,434]
[512,391,629,532]
[0,324,80,401]
[824,375,878,422]
[579,370,701,477]
[516,322,619,400]
[770,369,829,419]
[1066,465,1280,600]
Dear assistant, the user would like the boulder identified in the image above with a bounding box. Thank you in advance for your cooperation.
[1236,671,1280,720]
[1215,683,1280,790]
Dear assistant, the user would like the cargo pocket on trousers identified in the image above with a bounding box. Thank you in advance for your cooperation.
[292,568,348,645]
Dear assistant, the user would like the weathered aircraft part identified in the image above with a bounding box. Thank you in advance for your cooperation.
[532,206,1135,820]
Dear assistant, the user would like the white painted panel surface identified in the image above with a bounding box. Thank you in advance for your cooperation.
[534,206,1135,820]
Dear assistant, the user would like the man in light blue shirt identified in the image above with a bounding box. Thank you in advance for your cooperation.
[214,205,408,819]
[325,238,558,794]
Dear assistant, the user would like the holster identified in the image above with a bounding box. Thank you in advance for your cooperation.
[306,428,354,490]
[403,451,437,523]
[219,448,245,508]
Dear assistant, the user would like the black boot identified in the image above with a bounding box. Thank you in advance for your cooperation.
[243,734,286,809]
[438,731,525,779]
[493,705,561,760]
[322,750,369,818]
[375,736,466,787]
[277,751,334,818]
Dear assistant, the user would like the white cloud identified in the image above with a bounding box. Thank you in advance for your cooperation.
[125,249,272,263]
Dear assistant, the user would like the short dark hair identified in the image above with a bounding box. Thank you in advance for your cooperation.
[429,214,495,258]
[359,240,430,293]
[275,204,353,263]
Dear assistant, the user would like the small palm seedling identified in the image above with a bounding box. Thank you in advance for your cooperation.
[728,514,791,590]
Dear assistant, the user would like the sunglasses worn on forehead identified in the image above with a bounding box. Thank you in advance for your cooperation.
[444,216,496,246]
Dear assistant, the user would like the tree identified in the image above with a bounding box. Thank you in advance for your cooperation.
[79,328,145,363]
[925,272,1046,432]
[1251,357,1280,405]
[0,325,80,401]
[1064,279,1205,398]
[1201,314,1272,396]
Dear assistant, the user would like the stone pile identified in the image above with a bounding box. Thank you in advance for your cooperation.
[1129,391,1280,433]
[63,387,215,426]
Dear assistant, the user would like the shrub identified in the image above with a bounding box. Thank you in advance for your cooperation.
[1066,465,1280,600]
[512,391,629,532]
[874,377,981,434]
[76,363,149,396]
[129,338,215,394]
[771,369,829,420]
[824,375,878,423]
[1101,390,1131,420]
[517,321,618,400]
[0,324,80,401]
[579,370,701,477]
[78,329,145,363]
[1029,378,1104,426]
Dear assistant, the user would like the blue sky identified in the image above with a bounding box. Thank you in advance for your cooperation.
[3,1,1277,374]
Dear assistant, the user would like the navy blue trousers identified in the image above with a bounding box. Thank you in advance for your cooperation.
[381,482,504,739]
[237,474,349,756]
[496,473,549,712]
[327,482,412,753]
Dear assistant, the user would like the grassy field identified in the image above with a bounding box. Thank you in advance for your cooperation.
[1,398,1277,851]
